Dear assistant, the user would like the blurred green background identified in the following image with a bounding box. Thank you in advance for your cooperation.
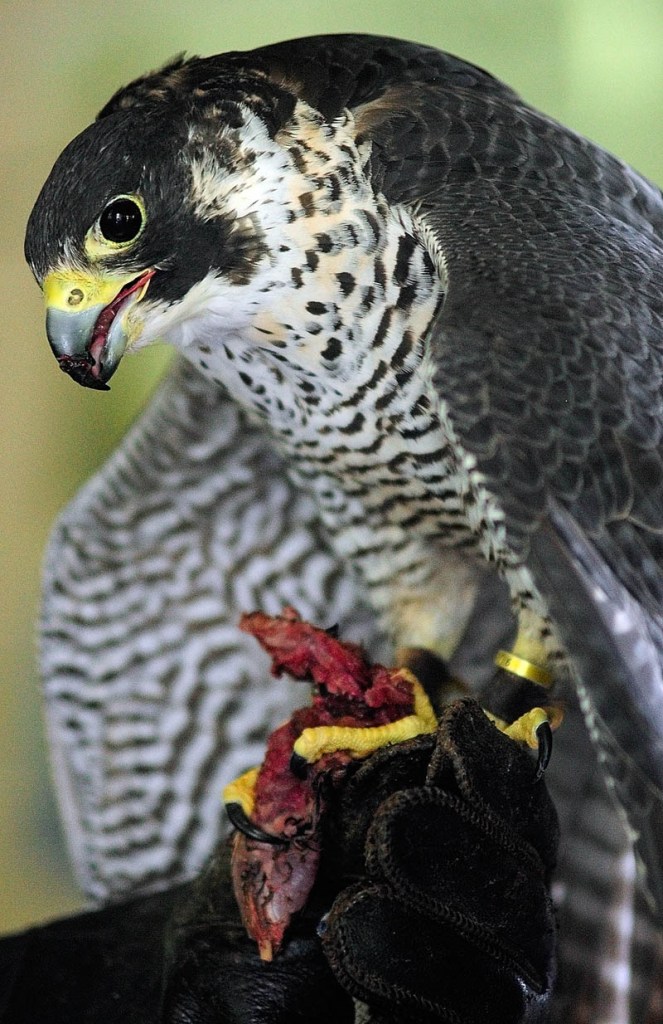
[2,0,663,933]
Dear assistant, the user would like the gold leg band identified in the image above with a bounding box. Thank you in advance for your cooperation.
[494,649,553,688]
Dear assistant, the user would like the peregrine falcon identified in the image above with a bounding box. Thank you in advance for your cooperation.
[24,33,663,1012]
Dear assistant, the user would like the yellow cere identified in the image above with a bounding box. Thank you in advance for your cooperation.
[43,269,141,314]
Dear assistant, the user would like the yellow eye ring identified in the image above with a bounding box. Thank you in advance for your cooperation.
[85,193,146,258]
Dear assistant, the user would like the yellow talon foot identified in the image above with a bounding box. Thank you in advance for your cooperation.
[492,706,563,749]
[292,674,438,766]
[485,705,564,780]
[223,766,260,816]
[223,767,285,844]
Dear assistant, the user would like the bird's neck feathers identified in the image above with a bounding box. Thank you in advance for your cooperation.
[137,99,446,445]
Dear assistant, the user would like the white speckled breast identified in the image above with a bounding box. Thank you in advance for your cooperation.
[136,99,532,652]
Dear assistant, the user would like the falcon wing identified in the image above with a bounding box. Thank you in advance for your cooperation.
[306,37,663,1012]
[250,34,663,624]
[390,49,663,915]
[394,64,663,826]
[529,504,663,915]
[41,358,378,902]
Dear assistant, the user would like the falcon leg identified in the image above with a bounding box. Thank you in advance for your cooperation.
[481,610,564,777]
[394,646,471,713]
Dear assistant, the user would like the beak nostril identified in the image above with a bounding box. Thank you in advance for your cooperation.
[68,288,84,307]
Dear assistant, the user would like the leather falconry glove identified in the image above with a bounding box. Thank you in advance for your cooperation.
[0,702,558,1023]
[164,697,559,1024]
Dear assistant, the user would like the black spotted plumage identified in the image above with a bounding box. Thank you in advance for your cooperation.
[24,34,663,1018]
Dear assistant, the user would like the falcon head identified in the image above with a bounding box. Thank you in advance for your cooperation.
[26,48,442,407]
[24,60,304,390]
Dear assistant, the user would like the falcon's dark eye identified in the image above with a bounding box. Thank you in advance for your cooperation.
[99,197,144,244]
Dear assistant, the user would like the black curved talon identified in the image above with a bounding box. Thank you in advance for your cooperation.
[535,721,553,781]
[225,802,287,846]
[289,750,309,779]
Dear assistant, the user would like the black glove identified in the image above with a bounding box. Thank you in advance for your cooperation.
[0,699,558,1024]
[317,697,559,1023]
[164,697,558,1024]
[0,885,181,1023]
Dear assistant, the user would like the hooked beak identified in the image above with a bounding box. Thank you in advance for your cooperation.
[43,268,155,389]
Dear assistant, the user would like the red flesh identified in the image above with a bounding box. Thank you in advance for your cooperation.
[231,608,419,959]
